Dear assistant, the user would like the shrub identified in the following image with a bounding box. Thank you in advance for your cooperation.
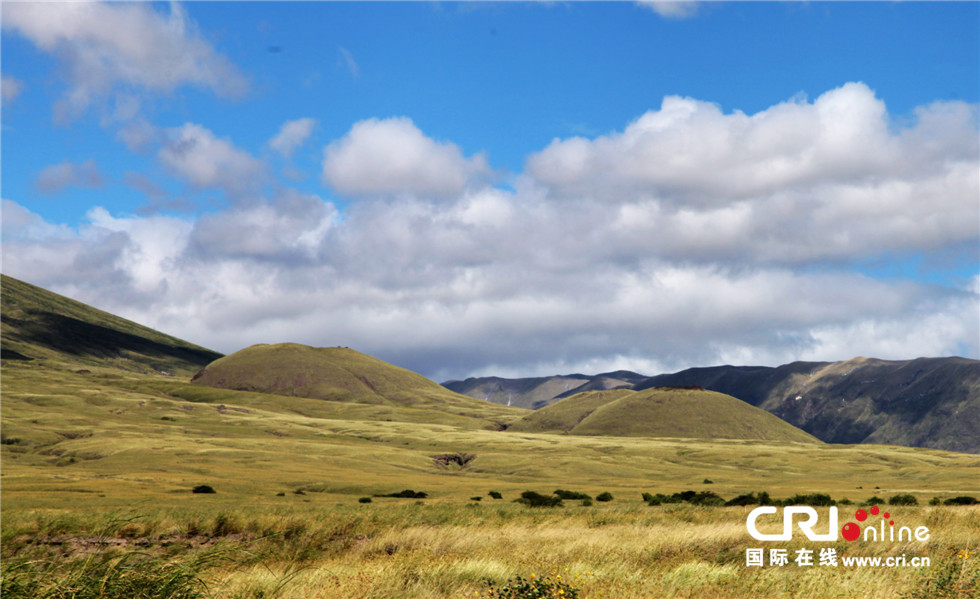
[471,496,483,501]
[554,489,591,501]
[595,492,613,502]
[686,491,724,506]
[784,493,835,506]
[864,496,885,505]
[488,491,503,499]
[191,485,215,494]
[484,573,581,599]
[943,496,979,506]
[703,478,714,484]
[889,494,918,506]
[929,497,942,506]
[275,491,285,497]
[581,499,593,507]
[641,492,655,503]
[515,491,563,508]
[374,489,428,499]
[725,493,761,507]
[358,497,372,504]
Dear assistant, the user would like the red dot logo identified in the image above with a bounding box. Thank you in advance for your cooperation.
[870,506,880,516]
[883,512,890,519]
[855,509,868,522]
[842,522,861,541]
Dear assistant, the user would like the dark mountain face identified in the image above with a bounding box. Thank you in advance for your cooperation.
[639,357,980,453]
[443,371,645,410]
[1,275,222,375]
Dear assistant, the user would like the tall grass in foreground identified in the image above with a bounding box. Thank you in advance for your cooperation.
[2,503,978,598]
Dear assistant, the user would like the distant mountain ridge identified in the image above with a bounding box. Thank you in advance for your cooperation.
[641,357,980,453]
[445,356,980,453]
[443,370,646,409]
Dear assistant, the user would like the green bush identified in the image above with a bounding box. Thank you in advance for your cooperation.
[488,491,503,499]
[784,493,835,506]
[888,494,918,506]
[581,499,593,507]
[943,496,979,506]
[191,485,215,494]
[515,491,563,507]
[358,497,372,504]
[864,496,885,505]
[929,497,942,506]
[595,492,613,502]
[471,496,483,502]
[374,489,428,499]
[554,489,591,501]
[703,478,714,484]
[484,573,581,599]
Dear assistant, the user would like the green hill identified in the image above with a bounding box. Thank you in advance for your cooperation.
[190,343,523,426]
[443,370,647,409]
[1,274,221,376]
[507,386,819,443]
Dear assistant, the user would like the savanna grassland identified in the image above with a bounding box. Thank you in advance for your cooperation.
[3,361,979,598]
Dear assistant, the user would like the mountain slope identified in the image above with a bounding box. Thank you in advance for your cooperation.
[639,357,980,453]
[507,386,819,443]
[443,370,647,409]
[1,274,221,375]
[191,343,524,426]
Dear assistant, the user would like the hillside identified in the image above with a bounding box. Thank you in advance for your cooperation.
[191,343,523,426]
[443,370,647,409]
[639,357,980,453]
[0,274,221,376]
[507,386,819,443]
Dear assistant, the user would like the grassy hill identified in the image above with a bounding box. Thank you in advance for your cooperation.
[640,357,980,453]
[1,274,221,376]
[190,343,523,427]
[507,387,819,443]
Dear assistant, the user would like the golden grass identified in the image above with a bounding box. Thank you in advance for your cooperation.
[3,360,979,598]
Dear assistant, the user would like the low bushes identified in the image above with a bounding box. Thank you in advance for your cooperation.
[374,489,428,499]
[515,491,563,508]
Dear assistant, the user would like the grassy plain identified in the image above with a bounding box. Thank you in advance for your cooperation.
[3,359,980,597]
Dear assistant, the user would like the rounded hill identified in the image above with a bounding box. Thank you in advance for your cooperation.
[190,343,520,418]
[507,386,818,443]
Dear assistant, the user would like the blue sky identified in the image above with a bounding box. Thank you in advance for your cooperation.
[2,1,978,380]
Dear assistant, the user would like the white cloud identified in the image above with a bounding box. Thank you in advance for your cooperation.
[636,1,699,19]
[1,1,247,120]
[158,123,265,197]
[2,84,977,379]
[527,83,979,264]
[1,75,23,103]
[269,118,317,158]
[35,160,105,194]
[338,47,360,78]
[322,117,490,197]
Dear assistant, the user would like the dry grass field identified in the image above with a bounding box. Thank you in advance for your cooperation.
[3,360,979,598]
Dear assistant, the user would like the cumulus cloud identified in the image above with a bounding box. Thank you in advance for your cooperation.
[1,1,247,121]
[322,117,490,197]
[269,118,317,158]
[528,83,979,264]
[159,123,265,197]
[35,160,105,194]
[3,83,977,380]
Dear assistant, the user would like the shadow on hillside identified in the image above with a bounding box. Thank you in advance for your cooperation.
[2,311,220,367]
